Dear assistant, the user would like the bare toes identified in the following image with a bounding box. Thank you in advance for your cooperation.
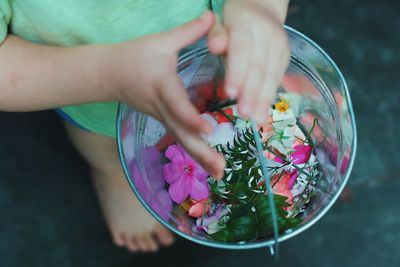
[143,234,159,252]
[112,233,125,247]
[136,235,151,252]
[154,227,174,247]
[126,236,139,252]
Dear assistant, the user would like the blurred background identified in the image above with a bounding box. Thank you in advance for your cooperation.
[0,0,399,266]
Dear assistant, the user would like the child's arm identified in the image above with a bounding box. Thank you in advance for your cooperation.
[0,12,226,178]
[209,0,290,123]
[0,35,113,111]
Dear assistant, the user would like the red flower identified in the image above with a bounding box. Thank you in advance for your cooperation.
[214,108,234,124]
[271,172,293,205]
[188,199,210,218]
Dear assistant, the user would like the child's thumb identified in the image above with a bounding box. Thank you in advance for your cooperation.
[165,11,214,50]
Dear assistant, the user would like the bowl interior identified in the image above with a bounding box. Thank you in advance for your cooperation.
[117,27,356,249]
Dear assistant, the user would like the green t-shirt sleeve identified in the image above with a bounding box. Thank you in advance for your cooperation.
[0,0,11,44]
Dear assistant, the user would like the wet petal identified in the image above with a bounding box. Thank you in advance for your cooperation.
[272,109,296,130]
[190,178,209,201]
[282,126,296,148]
[165,144,185,164]
[208,123,236,147]
[200,113,218,143]
[273,156,285,164]
[188,200,209,218]
[163,162,184,184]
[272,172,293,201]
[287,169,298,189]
[291,145,312,164]
[168,175,191,204]
[191,164,209,181]
[150,189,172,220]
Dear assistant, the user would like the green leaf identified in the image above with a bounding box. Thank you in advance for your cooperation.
[253,194,302,237]
[211,123,304,242]
[210,205,257,242]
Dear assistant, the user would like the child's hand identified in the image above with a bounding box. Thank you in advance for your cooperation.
[208,0,290,123]
[105,11,225,178]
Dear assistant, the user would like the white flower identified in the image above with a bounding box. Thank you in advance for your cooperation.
[206,221,221,234]
[268,139,288,156]
[201,113,236,147]
[272,109,296,131]
[281,125,296,148]
[267,125,296,155]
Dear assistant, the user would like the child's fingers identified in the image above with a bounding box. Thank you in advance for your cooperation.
[238,32,269,117]
[208,19,228,55]
[256,42,289,119]
[176,131,225,179]
[160,75,212,134]
[239,60,264,117]
[225,28,252,99]
[254,75,275,124]
[156,105,225,178]
[166,11,215,51]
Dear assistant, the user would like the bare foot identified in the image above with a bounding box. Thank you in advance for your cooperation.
[63,122,174,252]
[91,167,174,252]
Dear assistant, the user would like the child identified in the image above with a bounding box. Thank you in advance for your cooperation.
[0,0,289,252]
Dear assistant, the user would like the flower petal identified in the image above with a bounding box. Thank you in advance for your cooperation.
[191,163,209,181]
[208,123,236,147]
[282,126,296,148]
[190,178,209,201]
[163,162,184,184]
[150,189,172,220]
[287,169,298,189]
[168,175,191,204]
[165,144,185,164]
[272,172,293,202]
[188,200,209,218]
[291,145,312,164]
[273,156,285,164]
[272,109,296,130]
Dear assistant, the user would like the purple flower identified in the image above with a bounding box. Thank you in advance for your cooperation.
[196,205,229,234]
[130,146,172,220]
[163,144,209,204]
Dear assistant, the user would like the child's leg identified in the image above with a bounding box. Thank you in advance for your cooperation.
[64,122,174,252]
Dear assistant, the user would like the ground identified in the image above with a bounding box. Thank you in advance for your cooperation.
[0,0,399,266]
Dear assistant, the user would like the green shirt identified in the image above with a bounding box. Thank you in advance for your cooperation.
[0,0,223,137]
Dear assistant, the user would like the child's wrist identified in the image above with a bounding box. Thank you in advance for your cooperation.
[225,0,288,24]
[95,44,124,102]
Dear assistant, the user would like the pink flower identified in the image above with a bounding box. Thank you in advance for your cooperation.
[163,144,209,204]
[291,144,312,164]
[274,155,285,164]
[287,169,298,189]
[188,199,210,218]
[273,145,312,165]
